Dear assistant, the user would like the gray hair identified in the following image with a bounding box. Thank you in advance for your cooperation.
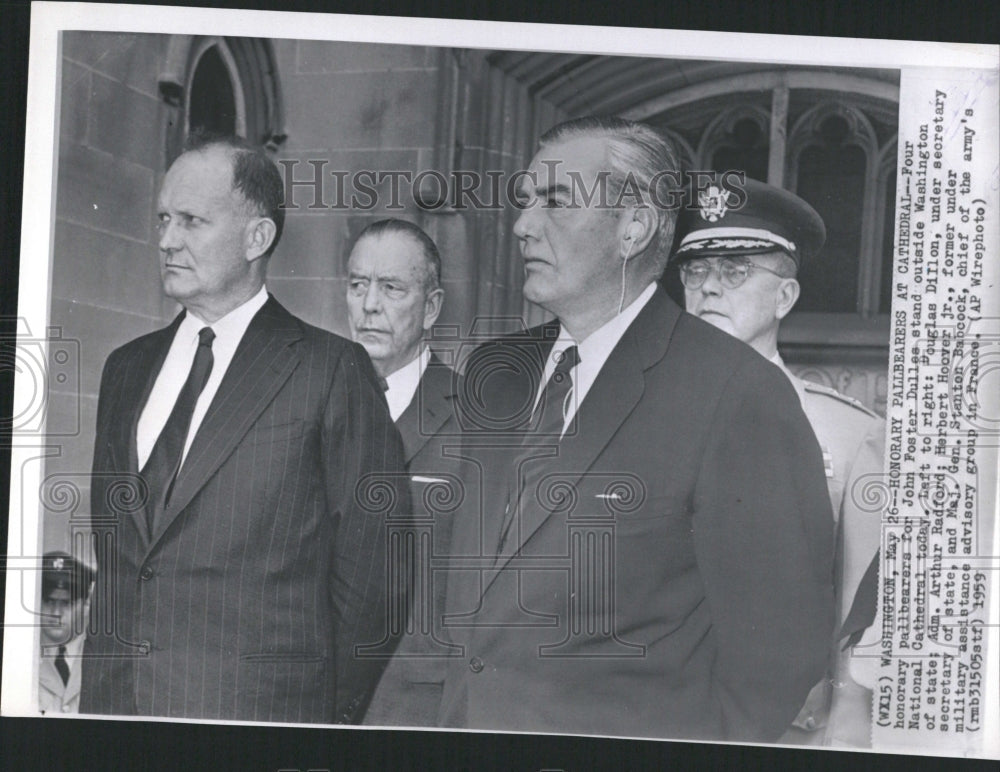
[352,218,442,292]
[539,116,682,273]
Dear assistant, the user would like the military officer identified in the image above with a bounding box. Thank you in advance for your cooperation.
[673,177,886,747]
[39,551,95,714]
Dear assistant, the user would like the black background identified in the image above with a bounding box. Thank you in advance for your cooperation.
[1,1,997,769]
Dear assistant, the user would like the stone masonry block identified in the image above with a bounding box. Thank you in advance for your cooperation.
[59,59,90,145]
[282,70,438,149]
[56,145,154,242]
[49,298,160,396]
[51,220,162,316]
[295,40,429,74]
[87,73,163,168]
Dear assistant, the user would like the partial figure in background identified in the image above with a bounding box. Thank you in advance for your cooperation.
[39,551,95,714]
[346,219,466,726]
[674,177,885,747]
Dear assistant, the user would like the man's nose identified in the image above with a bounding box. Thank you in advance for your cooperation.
[158,219,182,253]
[700,265,724,296]
[513,205,536,241]
[361,283,381,313]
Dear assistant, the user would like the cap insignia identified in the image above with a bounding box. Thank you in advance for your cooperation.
[698,185,733,222]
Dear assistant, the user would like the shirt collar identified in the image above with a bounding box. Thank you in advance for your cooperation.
[574,281,658,369]
[539,282,657,414]
[384,346,430,421]
[385,346,430,392]
[180,285,269,342]
[41,631,86,658]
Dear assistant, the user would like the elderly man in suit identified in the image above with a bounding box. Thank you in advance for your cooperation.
[38,552,95,714]
[345,219,466,726]
[673,178,885,746]
[81,135,408,723]
[438,116,836,742]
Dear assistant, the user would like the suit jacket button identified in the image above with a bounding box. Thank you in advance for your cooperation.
[138,640,151,655]
[140,566,154,580]
[469,656,484,673]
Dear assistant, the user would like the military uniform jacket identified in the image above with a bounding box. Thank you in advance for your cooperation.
[775,358,885,627]
[438,289,836,742]
[776,356,885,746]
[39,640,83,714]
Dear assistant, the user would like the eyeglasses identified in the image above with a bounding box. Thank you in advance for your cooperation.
[678,257,787,290]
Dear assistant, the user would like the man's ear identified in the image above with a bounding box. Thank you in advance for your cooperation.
[775,277,800,321]
[618,206,657,259]
[245,217,277,261]
[422,287,445,331]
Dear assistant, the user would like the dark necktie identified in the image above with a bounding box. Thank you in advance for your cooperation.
[54,645,70,686]
[529,345,580,440]
[141,326,215,537]
[496,345,580,553]
[839,550,879,649]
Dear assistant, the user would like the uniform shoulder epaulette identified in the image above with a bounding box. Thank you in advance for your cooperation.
[802,381,879,419]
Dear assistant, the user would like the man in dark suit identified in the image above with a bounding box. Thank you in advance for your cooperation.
[81,136,408,723]
[438,117,836,742]
[345,219,465,726]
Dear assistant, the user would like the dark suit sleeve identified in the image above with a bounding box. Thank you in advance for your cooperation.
[692,357,835,741]
[321,340,410,723]
[80,352,117,715]
[89,348,122,485]
[81,345,142,716]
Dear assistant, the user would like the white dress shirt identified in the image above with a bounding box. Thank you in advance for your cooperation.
[41,630,85,660]
[383,346,430,422]
[136,286,269,470]
[534,282,657,435]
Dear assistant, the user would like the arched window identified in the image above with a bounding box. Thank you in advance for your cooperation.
[787,102,878,314]
[700,105,770,183]
[158,35,286,164]
[640,71,899,353]
[188,42,240,137]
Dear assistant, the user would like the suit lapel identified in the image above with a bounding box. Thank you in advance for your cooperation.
[113,315,184,473]
[455,325,555,575]
[148,296,303,545]
[394,356,456,464]
[489,289,681,578]
[109,315,183,546]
